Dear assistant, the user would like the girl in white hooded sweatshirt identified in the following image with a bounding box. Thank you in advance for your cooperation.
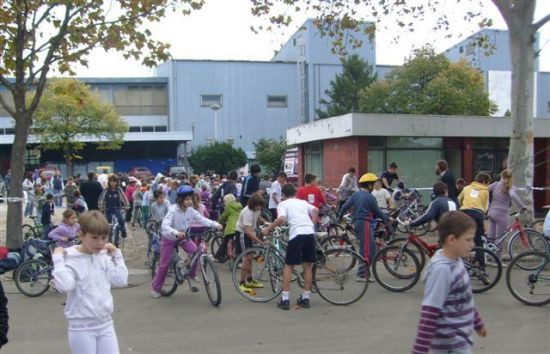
[52,210,128,354]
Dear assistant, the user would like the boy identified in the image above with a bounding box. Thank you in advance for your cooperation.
[296,173,326,209]
[406,182,456,228]
[412,211,487,354]
[381,162,399,191]
[263,184,319,310]
[268,171,286,219]
[41,193,55,239]
[371,178,392,211]
[64,178,79,207]
[150,190,171,223]
[240,164,262,207]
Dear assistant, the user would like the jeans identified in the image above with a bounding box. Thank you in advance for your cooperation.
[151,237,198,293]
[105,209,127,237]
[24,198,34,217]
[53,190,63,207]
[353,218,376,276]
[42,223,52,240]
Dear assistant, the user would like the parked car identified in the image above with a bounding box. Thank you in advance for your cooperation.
[164,165,188,178]
[95,165,113,175]
[128,167,152,179]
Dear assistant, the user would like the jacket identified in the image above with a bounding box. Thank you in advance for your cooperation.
[410,196,457,227]
[161,204,219,241]
[49,223,80,248]
[458,182,489,213]
[211,181,238,211]
[98,187,129,211]
[439,171,458,203]
[52,246,128,331]
[79,180,103,210]
[338,189,388,222]
[218,201,242,237]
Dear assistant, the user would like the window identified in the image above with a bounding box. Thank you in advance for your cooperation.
[128,126,141,133]
[25,149,41,166]
[5,128,14,135]
[547,101,550,113]
[201,94,222,107]
[141,126,154,132]
[465,45,474,56]
[299,45,306,56]
[154,126,167,132]
[267,95,288,108]
[113,85,168,115]
[459,46,464,54]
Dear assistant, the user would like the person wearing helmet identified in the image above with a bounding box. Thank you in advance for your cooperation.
[150,185,222,298]
[338,172,389,282]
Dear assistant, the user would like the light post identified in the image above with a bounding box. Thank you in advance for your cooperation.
[210,104,222,142]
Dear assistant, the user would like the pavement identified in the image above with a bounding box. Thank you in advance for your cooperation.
[1,226,550,354]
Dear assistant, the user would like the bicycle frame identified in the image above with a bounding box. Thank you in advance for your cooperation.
[486,215,526,249]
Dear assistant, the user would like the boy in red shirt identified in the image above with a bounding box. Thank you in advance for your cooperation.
[297,174,326,209]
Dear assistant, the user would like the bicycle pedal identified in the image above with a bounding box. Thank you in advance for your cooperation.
[190,286,199,293]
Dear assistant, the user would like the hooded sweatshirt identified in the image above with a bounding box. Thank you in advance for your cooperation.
[161,204,220,241]
[52,246,128,331]
[458,181,489,213]
[218,201,243,237]
[412,251,484,354]
[48,223,80,248]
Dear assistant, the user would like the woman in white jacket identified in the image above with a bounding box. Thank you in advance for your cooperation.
[52,211,128,354]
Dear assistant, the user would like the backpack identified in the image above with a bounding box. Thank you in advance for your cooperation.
[53,177,62,190]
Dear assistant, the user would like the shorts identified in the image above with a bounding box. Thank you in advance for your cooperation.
[285,234,316,265]
[235,231,252,256]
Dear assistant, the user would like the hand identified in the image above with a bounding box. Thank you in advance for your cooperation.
[477,326,487,337]
[214,223,223,231]
[61,237,69,242]
[177,232,186,239]
[261,228,269,236]
[53,247,66,256]
[103,243,118,254]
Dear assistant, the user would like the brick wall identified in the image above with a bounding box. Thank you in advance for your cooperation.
[321,137,368,188]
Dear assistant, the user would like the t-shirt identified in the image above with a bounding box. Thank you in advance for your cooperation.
[277,198,316,241]
[381,171,399,189]
[371,188,391,210]
[236,206,260,234]
[296,185,326,209]
[268,180,282,209]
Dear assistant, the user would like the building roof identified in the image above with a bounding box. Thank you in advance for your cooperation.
[286,113,550,144]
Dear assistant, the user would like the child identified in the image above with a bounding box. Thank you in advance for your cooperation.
[98,175,129,239]
[71,190,88,216]
[131,184,143,227]
[41,193,55,239]
[262,184,319,310]
[34,183,45,217]
[52,211,128,354]
[150,185,222,298]
[200,185,212,212]
[150,190,170,224]
[214,194,242,262]
[141,184,152,226]
[371,178,392,211]
[411,210,487,354]
[234,192,267,294]
[49,209,80,248]
[64,177,79,207]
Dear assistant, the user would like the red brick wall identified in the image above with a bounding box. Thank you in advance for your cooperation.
[321,137,368,188]
[462,138,474,183]
[534,138,550,209]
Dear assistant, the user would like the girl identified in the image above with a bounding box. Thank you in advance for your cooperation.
[214,194,242,262]
[72,189,88,216]
[488,169,526,256]
[23,173,34,217]
[189,192,210,242]
[52,211,128,354]
[142,184,152,226]
[49,209,80,248]
[150,185,221,298]
[98,175,129,239]
[131,184,143,227]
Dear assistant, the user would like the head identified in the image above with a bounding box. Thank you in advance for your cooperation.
[347,167,356,176]
[396,181,405,190]
[78,211,111,254]
[304,173,317,186]
[250,164,261,177]
[223,193,236,206]
[87,171,95,180]
[388,162,398,174]
[247,192,265,212]
[435,160,448,176]
[171,179,180,189]
[189,175,198,186]
[73,189,81,198]
[438,211,476,258]
[281,183,296,200]
[474,172,491,185]
[67,177,74,185]
[276,171,287,184]
[374,178,382,190]
[108,174,119,189]
[46,193,54,202]
[432,182,448,197]
[62,209,78,225]
[154,190,165,204]
[227,170,238,181]
[456,178,465,191]
[500,169,513,193]
[358,173,378,191]
[175,185,195,209]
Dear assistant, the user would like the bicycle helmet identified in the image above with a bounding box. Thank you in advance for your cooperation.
[176,185,195,198]
[359,173,378,184]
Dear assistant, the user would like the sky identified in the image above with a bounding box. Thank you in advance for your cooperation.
[72,0,550,77]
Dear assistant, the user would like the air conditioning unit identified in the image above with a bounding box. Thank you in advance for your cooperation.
[227,137,234,145]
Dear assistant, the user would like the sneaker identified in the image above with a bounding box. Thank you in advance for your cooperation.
[239,283,255,295]
[356,275,367,282]
[245,279,264,288]
[277,299,290,310]
[122,233,128,239]
[150,290,162,298]
[297,296,310,309]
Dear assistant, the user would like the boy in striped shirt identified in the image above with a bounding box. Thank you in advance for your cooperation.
[412,211,487,354]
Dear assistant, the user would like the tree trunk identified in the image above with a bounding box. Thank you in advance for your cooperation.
[506,6,536,221]
[65,152,74,179]
[6,112,32,249]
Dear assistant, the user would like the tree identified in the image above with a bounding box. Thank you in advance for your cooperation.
[250,0,549,219]
[188,142,247,175]
[254,138,288,175]
[0,0,204,249]
[359,47,497,116]
[316,54,376,118]
[32,79,128,177]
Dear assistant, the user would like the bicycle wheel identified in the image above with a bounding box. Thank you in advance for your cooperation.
[508,229,549,263]
[463,247,502,293]
[530,219,544,235]
[14,259,51,297]
[232,247,284,302]
[201,257,221,307]
[210,235,228,263]
[372,245,421,292]
[22,224,38,240]
[314,248,368,305]
[151,253,179,296]
[506,251,550,306]
[386,238,427,271]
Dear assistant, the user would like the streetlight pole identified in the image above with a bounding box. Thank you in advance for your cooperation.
[210,104,222,142]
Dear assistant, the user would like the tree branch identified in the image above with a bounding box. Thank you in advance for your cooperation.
[491,0,512,26]
[533,14,550,31]
[0,93,16,118]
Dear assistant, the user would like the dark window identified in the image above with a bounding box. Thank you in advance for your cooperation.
[141,126,154,132]
[154,126,167,132]
[547,101,550,113]
[128,126,141,133]
[267,95,288,108]
[5,128,14,135]
[201,94,222,107]
[459,46,464,54]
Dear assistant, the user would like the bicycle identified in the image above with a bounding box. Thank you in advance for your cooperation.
[231,227,367,305]
[530,205,549,236]
[210,233,237,269]
[506,250,550,306]
[14,240,57,297]
[22,215,43,240]
[108,212,124,252]
[151,230,222,307]
[374,220,502,293]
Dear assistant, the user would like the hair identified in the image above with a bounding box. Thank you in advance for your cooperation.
[438,210,476,245]
[73,189,81,198]
[192,192,202,210]
[108,174,118,183]
[79,210,111,236]
[456,178,466,186]
[62,209,77,220]
[45,193,54,200]
[348,167,356,173]
[201,184,208,191]
[154,190,165,199]
[250,164,261,175]
[304,173,316,184]
[67,177,74,182]
[436,160,448,172]
[277,171,287,179]
[87,172,95,180]
[223,194,236,204]
[397,181,405,190]
[500,169,513,193]
[281,183,296,198]
[432,182,448,196]
[389,162,398,169]
[247,192,265,209]
[474,172,491,185]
